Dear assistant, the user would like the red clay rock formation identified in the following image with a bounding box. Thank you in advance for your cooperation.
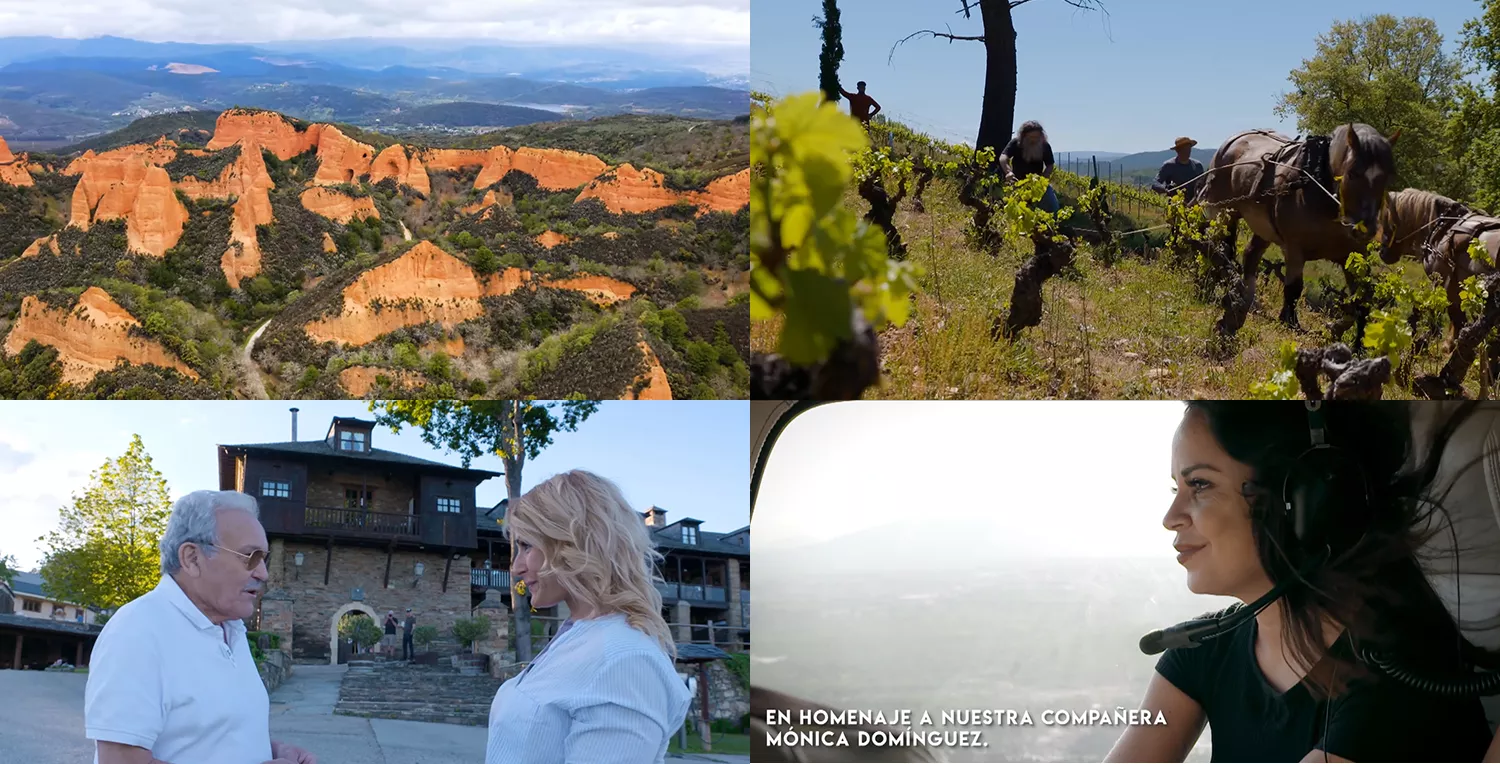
[462,188,509,215]
[301,187,379,223]
[696,169,751,213]
[302,240,633,347]
[120,166,189,258]
[323,232,338,253]
[542,274,636,306]
[2,288,199,384]
[311,126,375,186]
[369,144,431,196]
[177,143,276,288]
[65,143,177,230]
[419,146,607,191]
[424,334,466,358]
[576,164,748,216]
[511,147,609,190]
[338,366,426,397]
[0,136,33,186]
[21,234,60,258]
[628,341,673,400]
[305,241,487,346]
[482,267,532,296]
[535,231,570,249]
[206,109,321,160]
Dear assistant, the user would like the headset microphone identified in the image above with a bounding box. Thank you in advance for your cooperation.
[1139,550,1328,656]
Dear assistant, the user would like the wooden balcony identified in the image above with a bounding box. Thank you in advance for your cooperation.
[656,583,751,606]
[302,506,420,538]
[471,569,512,590]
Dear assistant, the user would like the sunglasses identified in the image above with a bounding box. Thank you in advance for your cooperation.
[203,543,268,571]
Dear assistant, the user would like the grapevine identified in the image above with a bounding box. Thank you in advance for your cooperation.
[750,92,921,397]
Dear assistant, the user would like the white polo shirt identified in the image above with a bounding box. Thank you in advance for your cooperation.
[85,575,271,764]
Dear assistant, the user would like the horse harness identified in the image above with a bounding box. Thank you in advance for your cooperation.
[1206,130,1343,242]
[1426,211,1500,282]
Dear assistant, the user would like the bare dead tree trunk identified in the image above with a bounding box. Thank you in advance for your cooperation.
[977,0,1017,154]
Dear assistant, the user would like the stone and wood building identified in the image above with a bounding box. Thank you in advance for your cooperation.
[0,577,102,669]
[219,413,500,664]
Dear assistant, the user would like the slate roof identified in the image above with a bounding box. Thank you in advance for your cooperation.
[221,440,501,479]
[475,500,748,557]
[0,613,102,637]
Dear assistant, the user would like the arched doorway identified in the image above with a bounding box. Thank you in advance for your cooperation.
[329,602,378,665]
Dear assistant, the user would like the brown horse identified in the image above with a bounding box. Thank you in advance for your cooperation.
[1379,188,1500,346]
[1196,124,1400,328]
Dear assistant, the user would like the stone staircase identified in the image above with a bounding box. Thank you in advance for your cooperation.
[333,658,504,726]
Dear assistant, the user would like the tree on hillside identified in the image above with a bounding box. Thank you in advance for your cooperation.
[815,0,846,103]
[37,435,171,613]
[368,400,599,661]
[892,0,1108,155]
[1449,0,1500,211]
[1275,14,1464,198]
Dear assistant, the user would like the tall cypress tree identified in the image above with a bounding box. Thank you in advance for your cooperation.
[815,0,845,102]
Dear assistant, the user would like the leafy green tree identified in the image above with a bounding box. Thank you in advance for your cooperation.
[471,246,499,275]
[1275,14,1464,195]
[1450,0,1500,210]
[0,553,17,586]
[452,615,492,651]
[368,400,599,661]
[0,341,67,399]
[37,435,171,612]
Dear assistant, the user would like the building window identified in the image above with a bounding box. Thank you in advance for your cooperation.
[339,430,367,452]
[436,496,462,514]
[682,526,698,544]
[261,480,291,499]
[345,488,374,509]
[21,598,40,612]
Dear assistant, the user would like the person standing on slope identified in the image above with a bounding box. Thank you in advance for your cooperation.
[838,81,882,125]
[1153,136,1207,202]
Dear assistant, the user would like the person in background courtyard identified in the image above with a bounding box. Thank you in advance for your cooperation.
[402,608,416,661]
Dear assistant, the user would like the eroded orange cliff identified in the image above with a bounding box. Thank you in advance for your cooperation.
[311,126,375,186]
[206,109,321,160]
[339,366,427,397]
[301,187,379,223]
[305,241,487,346]
[628,341,673,400]
[369,144,431,196]
[2,288,199,383]
[0,136,33,186]
[576,164,750,216]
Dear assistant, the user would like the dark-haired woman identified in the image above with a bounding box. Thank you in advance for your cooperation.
[1106,402,1493,763]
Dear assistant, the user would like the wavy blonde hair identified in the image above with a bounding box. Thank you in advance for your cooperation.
[505,470,675,657]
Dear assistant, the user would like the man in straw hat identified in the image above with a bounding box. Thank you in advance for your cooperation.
[1152,136,1207,201]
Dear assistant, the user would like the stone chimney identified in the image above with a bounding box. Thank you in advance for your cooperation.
[643,506,667,527]
[290,407,299,442]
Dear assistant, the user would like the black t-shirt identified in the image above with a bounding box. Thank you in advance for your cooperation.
[1000,136,1054,178]
[1156,618,1491,762]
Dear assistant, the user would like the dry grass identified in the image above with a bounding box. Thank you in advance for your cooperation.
[753,173,1484,400]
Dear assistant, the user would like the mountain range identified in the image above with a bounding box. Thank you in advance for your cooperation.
[0,37,750,147]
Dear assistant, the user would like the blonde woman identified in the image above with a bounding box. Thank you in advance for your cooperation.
[486,470,691,764]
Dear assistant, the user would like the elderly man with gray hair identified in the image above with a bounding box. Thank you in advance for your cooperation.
[84,490,316,764]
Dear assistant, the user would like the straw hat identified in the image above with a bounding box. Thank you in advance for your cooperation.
[1172,136,1198,150]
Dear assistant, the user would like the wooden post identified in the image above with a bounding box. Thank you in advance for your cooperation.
[698,662,712,752]
[75,641,83,666]
[13,633,21,669]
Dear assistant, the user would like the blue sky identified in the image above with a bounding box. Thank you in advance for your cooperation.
[0,401,748,570]
[752,0,1482,153]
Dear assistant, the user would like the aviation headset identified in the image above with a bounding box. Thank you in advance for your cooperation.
[1140,401,1500,699]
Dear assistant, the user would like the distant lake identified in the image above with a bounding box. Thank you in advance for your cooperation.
[753,557,1233,762]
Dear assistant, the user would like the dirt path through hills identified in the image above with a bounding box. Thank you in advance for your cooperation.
[240,319,272,399]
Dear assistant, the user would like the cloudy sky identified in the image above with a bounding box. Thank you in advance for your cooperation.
[0,0,748,49]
